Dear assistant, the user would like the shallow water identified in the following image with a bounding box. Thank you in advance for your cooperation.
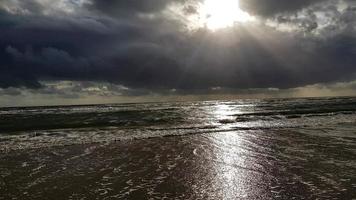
[1,97,356,199]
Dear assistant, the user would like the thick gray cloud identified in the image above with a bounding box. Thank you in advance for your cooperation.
[88,0,178,16]
[0,0,355,98]
[239,0,325,17]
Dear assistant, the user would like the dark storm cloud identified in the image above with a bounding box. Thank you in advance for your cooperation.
[239,0,325,17]
[0,0,356,94]
[88,0,178,16]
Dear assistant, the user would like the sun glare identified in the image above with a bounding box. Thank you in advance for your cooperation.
[197,0,254,30]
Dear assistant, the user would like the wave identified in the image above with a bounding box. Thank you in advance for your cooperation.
[1,97,356,151]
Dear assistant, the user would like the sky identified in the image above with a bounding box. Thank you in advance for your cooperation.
[0,0,356,106]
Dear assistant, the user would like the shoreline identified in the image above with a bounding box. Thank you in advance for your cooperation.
[1,130,355,199]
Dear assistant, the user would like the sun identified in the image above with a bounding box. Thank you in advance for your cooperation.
[197,0,254,30]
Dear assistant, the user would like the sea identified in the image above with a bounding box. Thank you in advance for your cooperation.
[0,97,356,199]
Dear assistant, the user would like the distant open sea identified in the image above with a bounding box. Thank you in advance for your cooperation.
[1,97,356,199]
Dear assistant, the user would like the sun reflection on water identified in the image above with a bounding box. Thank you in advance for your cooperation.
[192,101,271,199]
[210,102,241,129]
[209,132,249,199]
[203,103,252,198]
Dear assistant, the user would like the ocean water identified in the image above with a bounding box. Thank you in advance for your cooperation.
[1,97,356,199]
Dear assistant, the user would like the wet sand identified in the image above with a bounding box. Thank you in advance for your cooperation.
[1,130,356,199]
